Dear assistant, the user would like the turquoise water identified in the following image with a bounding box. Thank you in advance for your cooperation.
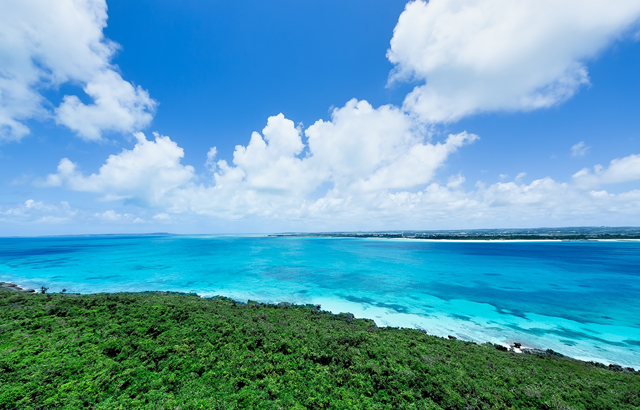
[1,235,639,368]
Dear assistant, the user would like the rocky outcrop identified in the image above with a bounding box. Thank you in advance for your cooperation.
[0,282,36,293]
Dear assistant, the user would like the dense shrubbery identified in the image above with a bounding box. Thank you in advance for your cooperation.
[1,291,638,409]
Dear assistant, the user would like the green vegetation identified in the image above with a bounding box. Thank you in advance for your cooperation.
[1,291,638,409]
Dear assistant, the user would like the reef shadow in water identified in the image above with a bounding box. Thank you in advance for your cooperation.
[417,281,637,327]
[504,324,627,347]
[342,295,411,314]
[85,275,121,280]
[450,314,473,322]
[261,266,391,293]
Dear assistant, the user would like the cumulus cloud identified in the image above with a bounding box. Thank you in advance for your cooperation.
[55,71,155,141]
[572,153,640,189]
[305,100,477,193]
[0,199,77,224]
[0,201,157,231]
[41,102,640,228]
[381,177,640,228]
[43,100,477,220]
[0,0,156,141]
[217,113,318,196]
[387,0,640,122]
[45,132,194,204]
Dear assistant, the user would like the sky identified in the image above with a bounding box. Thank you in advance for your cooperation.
[1,0,640,235]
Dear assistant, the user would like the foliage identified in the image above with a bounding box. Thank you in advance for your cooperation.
[1,291,638,409]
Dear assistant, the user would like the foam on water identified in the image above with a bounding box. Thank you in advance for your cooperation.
[1,235,639,367]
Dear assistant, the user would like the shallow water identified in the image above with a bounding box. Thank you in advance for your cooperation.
[1,235,639,368]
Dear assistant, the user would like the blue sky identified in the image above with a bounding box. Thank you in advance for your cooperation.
[1,0,640,235]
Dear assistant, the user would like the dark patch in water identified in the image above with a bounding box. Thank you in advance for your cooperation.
[561,339,577,346]
[0,248,81,258]
[417,281,638,326]
[495,307,528,319]
[261,266,386,293]
[132,264,167,271]
[601,316,613,320]
[342,295,373,305]
[451,314,472,321]
[297,289,308,294]
[342,295,410,314]
[624,339,640,346]
[85,275,121,280]
[0,239,131,260]
[12,258,73,267]
[504,324,626,347]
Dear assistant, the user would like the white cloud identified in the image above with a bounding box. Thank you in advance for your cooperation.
[205,147,218,170]
[55,70,155,141]
[387,178,640,228]
[0,0,156,141]
[44,132,194,205]
[571,141,590,157]
[43,100,477,221]
[305,99,477,193]
[0,199,76,224]
[40,102,640,229]
[182,100,476,219]
[573,153,640,189]
[220,113,318,196]
[387,0,640,122]
[94,209,138,222]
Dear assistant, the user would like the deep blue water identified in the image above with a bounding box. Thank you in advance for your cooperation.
[1,235,639,367]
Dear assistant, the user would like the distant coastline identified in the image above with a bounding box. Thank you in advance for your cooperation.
[271,234,640,241]
[271,226,640,241]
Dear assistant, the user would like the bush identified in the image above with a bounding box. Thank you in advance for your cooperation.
[0,290,638,409]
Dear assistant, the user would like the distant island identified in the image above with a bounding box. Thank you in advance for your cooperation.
[271,226,640,241]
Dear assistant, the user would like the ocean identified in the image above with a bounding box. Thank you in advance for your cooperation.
[1,234,639,368]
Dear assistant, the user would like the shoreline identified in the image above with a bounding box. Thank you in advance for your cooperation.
[1,282,636,372]
[0,281,36,293]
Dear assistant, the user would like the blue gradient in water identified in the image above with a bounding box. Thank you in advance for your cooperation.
[1,235,639,367]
